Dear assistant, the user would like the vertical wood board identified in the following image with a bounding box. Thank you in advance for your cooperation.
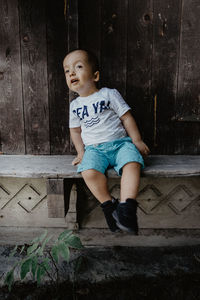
[176,0,200,120]
[126,0,153,147]
[67,0,79,153]
[78,0,101,68]
[46,0,70,154]
[151,0,181,153]
[19,0,50,154]
[0,0,25,154]
[100,0,128,97]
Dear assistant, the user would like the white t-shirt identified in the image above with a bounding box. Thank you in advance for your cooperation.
[69,87,131,146]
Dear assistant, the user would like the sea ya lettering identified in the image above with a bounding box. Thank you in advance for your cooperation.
[73,100,110,120]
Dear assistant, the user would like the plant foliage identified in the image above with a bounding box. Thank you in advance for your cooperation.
[4,229,84,291]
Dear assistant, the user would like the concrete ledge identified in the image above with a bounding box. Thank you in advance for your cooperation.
[0,155,199,178]
[0,155,199,246]
[1,227,200,247]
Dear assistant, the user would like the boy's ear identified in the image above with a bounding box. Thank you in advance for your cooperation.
[94,71,100,82]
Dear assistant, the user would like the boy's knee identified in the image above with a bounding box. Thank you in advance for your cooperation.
[82,169,103,181]
[123,162,141,171]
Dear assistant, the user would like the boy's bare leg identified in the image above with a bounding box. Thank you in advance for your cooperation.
[120,162,141,202]
[82,169,111,203]
[111,162,140,234]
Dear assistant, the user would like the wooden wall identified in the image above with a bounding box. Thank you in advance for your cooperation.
[0,0,199,155]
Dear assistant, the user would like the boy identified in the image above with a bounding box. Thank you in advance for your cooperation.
[63,49,150,234]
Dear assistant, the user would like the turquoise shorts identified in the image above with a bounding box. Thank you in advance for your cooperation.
[77,137,144,176]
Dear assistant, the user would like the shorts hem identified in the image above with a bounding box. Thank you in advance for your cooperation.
[77,166,106,175]
[116,160,145,176]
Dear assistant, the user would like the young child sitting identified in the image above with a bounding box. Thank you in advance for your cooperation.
[63,49,150,234]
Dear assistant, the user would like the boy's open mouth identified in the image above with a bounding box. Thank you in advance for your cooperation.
[71,79,79,84]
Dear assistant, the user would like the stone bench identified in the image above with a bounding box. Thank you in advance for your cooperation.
[0,155,200,246]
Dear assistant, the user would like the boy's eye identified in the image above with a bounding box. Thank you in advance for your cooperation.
[77,65,83,69]
[65,70,69,73]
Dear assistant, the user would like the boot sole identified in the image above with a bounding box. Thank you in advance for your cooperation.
[112,211,138,235]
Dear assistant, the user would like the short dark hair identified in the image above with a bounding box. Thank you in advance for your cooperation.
[66,49,99,73]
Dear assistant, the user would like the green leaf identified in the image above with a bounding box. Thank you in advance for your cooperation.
[36,265,46,285]
[31,256,38,279]
[65,235,83,249]
[40,235,52,253]
[27,242,39,256]
[9,245,18,258]
[31,230,48,244]
[58,230,73,241]
[58,242,70,262]
[40,258,51,272]
[20,258,32,280]
[51,245,59,263]
[4,269,14,292]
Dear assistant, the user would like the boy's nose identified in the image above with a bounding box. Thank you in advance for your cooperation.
[69,70,75,76]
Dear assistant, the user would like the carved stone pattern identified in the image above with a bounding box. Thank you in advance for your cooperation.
[137,184,198,215]
[0,183,46,213]
[0,178,69,227]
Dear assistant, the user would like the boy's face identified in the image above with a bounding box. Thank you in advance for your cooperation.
[63,50,99,97]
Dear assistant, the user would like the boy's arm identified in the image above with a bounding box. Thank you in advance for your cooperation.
[70,127,85,165]
[120,111,150,156]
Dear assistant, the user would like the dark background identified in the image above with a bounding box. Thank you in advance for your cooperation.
[0,0,199,155]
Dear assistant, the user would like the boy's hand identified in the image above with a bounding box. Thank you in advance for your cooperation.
[72,154,84,166]
[134,140,150,157]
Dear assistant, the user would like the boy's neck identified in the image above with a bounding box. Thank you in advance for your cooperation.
[79,87,99,97]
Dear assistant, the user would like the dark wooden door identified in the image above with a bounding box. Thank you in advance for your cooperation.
[0,0,199,154]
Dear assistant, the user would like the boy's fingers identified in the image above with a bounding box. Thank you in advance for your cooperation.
[72,157,82,165]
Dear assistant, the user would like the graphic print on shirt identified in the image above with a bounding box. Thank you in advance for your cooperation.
[84,117,100,128]
[72,100,110,127]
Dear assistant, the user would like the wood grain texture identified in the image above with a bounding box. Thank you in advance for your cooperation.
[0,0,25,153]
[78,0,102,82]
[174,0,200,154]
[100,0,128,97]
[78,0,101,69]
[126,0,153,149]
[19,0,50,154]
[67,0,79,153]
[46,0,70,154]
[151,0,181,154]
[176,0,200,120]
[0,0,199,155]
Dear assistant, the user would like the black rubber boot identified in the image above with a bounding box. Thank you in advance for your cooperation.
[112,198,138,234]
[100,198,120,232]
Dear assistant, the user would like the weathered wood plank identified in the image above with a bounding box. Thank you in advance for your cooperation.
[19,0,50,154]
[0,155,199,178]
[126,0,153,150]
[67,0,79,153]
[78,0,101,67]
[174,0,200,154]
[0,0,25,154]
[100,0,128,96]
[176,0,200,121]
[151,0,181,154]
[46,0,70,154]
[47,179,65,218]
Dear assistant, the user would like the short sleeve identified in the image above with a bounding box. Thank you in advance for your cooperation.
[109,89,131,117]
[69,102,81,128]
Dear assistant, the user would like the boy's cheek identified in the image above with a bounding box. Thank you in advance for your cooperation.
[66,78,70,87]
